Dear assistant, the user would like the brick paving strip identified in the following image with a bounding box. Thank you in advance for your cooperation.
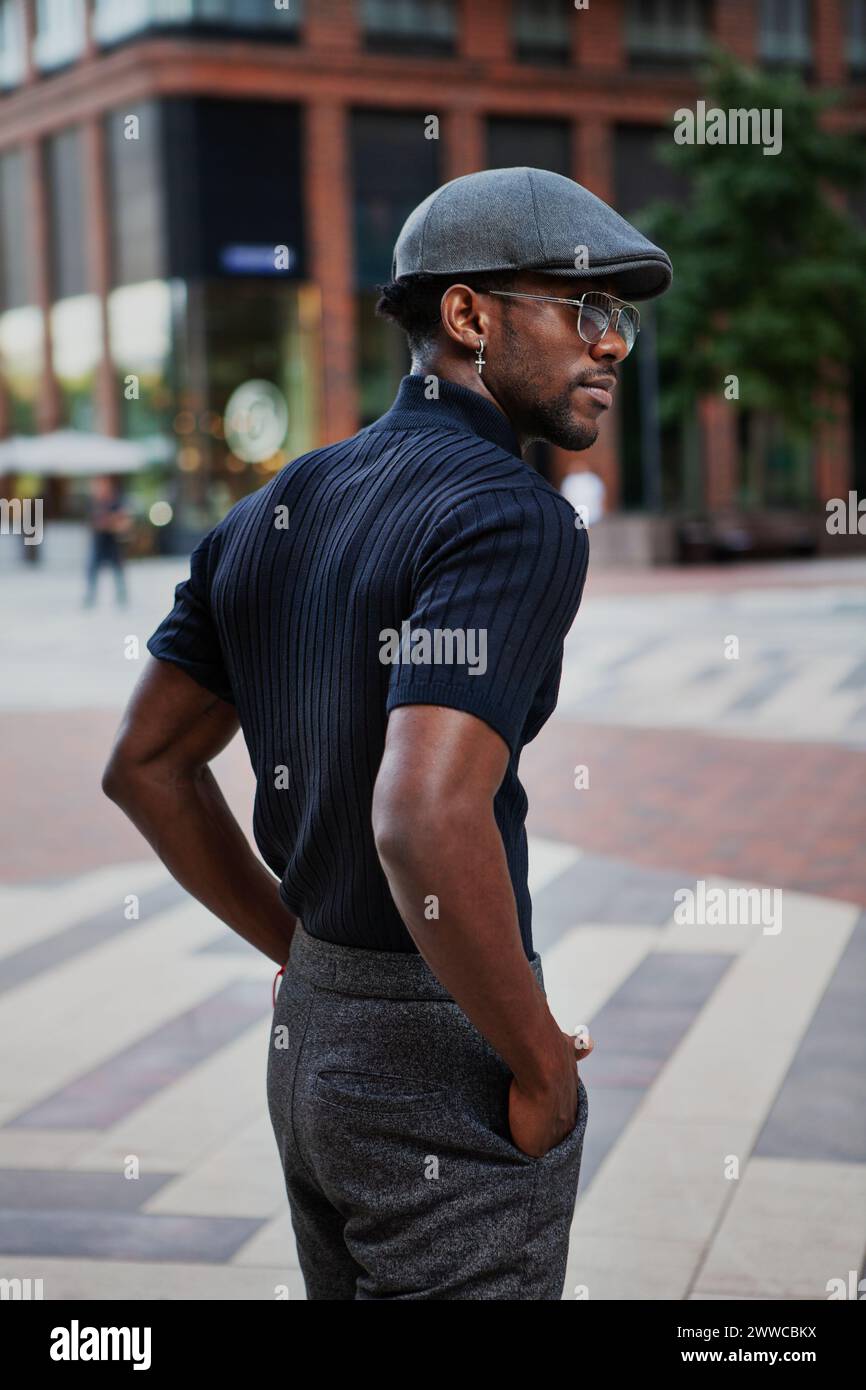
[522,719,866,908]
[0,710,257,884]
[3,708,865,907]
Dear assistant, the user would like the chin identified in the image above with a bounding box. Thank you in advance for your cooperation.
[558,422,599,452]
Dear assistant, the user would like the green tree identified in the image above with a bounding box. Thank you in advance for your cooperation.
[637,51,866,487]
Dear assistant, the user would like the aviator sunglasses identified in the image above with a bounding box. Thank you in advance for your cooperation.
[485,288,641,356]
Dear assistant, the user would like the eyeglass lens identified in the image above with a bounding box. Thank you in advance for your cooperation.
[578,293,638,354]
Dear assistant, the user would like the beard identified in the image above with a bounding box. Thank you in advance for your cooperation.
[516,381,601,452]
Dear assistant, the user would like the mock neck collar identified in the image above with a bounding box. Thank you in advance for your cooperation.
[371,373,524,461]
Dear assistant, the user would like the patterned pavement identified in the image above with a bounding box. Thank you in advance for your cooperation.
[0,553,864,1300]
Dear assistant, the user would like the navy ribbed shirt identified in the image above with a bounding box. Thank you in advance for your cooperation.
[147,373,590,957]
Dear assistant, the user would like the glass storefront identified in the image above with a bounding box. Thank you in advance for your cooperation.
[0,307,44,433]
[107,279,175,441]
[150,278,321,540]
[357,290,410,427]
[50,295,103,430]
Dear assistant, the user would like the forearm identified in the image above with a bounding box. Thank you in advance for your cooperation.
[105,762,297,967]
[376,804,562,1093]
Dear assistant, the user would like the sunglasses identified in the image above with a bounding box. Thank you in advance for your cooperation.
[485,289,641,356]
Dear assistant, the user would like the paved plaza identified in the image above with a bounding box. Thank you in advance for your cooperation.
[0,551,864,1299]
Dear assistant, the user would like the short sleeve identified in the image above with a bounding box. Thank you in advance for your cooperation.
[146,529,235,704]
[384,489,589,757]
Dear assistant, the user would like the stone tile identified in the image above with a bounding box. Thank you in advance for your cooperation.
[7,982,269,1130]
[532,853,688,944]
[0,879,186,997]
[753,913,866,1163]
[693,1157,866,1300]
[0,1168,172,1211]
[564,1233,705,1301]
[0,1256,308,1299]
[232,1209,300,1269]
[0,1209,265,1263]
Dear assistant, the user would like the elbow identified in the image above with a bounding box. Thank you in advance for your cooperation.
[372,785,486,874]
[371,798,410,870]
[101,755,125,805]
[101,750,145,808]
[372,787,430,872]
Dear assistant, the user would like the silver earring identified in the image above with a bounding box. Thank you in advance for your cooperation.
[474,337,485,374]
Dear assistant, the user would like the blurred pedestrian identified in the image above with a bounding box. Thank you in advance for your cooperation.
[83,475,131,607]
[561,468,606,527]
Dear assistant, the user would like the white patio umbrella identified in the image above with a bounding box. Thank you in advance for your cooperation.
[0,431,172,476]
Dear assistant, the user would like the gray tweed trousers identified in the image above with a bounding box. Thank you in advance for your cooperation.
[267,921,588,1300]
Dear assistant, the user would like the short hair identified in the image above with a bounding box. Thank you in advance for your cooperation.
[374,270,519,356]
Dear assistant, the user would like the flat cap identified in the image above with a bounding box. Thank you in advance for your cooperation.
[391,166,672,300]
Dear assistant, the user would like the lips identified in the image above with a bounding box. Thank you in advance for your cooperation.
[580,384,614,409]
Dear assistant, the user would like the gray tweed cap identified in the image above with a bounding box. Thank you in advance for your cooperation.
[391,166,672,300]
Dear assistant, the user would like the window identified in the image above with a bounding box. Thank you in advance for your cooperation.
[45,129,88,301]
[94,0,301,45]
[0,0,26,89]
[848,0,866,76]
[360,0,456,56]
[758,0,812,68]
[34,0,86,71]
[0,150,32,310]
[625,0,710,68]
[159,97,306,281]
[94,0,152,43]
[105,104,167,286]
[614,126,692,512]
[614,124,691,217]
[487,117,571,176]
[352,109,439,426]
[351,109,440,287]
[512,0,570,65]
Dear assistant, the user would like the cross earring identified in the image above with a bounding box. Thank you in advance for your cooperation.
[474,337,485,374]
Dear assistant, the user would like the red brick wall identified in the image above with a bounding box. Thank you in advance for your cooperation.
[712,0,758,63]
[814,0,847,85]
[304,100,358,443]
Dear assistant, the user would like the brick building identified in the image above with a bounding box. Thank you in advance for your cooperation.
[0,0,864,549]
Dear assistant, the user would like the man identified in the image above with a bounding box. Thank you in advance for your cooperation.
[84,475,132,607]
[103,167,671,1300]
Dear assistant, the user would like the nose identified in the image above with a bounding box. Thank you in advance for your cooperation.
[589,322,629,363]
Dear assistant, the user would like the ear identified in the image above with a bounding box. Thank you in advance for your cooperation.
[439,283,487,352]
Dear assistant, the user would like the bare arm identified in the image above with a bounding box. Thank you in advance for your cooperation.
[372,704,592,1158]
[102,656,297,967]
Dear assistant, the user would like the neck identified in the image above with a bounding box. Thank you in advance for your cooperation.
[417,354,526,452]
